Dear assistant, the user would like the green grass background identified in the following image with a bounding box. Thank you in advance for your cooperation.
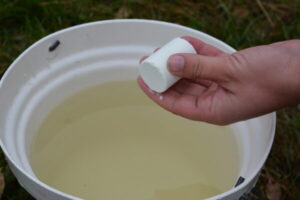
[0,0,300,199]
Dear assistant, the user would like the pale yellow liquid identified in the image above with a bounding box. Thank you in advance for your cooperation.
[30,81,239,200]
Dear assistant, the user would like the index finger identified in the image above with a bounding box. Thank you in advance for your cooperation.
[137,76,205,121]
[181,36,227,56]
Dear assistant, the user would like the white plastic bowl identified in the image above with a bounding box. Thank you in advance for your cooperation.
[0,19,275,200]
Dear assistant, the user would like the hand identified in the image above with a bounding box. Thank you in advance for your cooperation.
[137,36,300,125]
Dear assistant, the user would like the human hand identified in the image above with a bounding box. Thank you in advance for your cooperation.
[137,36,300,125]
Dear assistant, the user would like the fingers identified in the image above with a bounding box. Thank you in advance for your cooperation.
[172,79,207,96]
[137,77,199,120]
[168,53,231,83]
[181,36,227,56]
[137,76,217,122]
[137,37,238,124]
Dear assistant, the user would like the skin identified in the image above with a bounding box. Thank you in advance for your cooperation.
[137,36,300,125]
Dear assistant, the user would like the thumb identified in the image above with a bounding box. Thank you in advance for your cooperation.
[167,53,231,82]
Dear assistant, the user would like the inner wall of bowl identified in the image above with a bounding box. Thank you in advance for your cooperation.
[13,46,247,181]
[21,59,276,183]
[18,63,245,179]
[19,66,139,175]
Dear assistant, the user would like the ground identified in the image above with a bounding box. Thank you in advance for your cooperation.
[0,0,299,200]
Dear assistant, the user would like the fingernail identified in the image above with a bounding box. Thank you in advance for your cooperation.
[168,55,185,72]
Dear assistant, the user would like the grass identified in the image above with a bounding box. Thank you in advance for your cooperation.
[0,0,300,199]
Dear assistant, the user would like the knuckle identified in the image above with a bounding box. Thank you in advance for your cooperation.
[228,52,248,70]
[220,54,246,82]
[206,107,231,125]
[168,98,180,116]
[190,58,203,81]
[214,119,230,126]
[208,114,229,125]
